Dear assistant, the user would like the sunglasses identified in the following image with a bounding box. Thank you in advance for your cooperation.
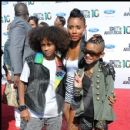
[83,49,102,57]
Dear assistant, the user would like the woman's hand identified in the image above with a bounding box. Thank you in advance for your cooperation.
[108,93,116,106]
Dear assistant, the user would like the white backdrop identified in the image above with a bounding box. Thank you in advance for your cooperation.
[1,1,130,88]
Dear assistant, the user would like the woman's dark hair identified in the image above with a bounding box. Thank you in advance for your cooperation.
[68,8,86,25]
[28,16,39,26]
[39,22,49,27]
[28,26,70,54]
[58,16,66,26]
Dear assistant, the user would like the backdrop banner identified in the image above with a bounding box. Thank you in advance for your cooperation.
[2,1,130,89]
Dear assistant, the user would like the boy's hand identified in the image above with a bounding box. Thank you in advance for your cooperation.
[20,109,30,122]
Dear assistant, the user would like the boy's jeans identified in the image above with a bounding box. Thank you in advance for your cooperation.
[20,114,62,130]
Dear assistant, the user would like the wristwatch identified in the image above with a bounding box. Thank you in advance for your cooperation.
[18,105,27,112]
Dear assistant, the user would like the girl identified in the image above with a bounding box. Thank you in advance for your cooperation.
[73,34,115,130]
[18,26,70,130]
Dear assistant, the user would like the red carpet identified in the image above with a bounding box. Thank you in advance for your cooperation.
[108,89,130,130]
[1,88,130,130]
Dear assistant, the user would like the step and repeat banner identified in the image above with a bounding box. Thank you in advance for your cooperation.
[1,1,130,88]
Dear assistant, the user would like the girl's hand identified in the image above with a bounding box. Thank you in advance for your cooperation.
[74,71,84,88]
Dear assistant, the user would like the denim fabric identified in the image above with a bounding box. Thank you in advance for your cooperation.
[20,115,62,130]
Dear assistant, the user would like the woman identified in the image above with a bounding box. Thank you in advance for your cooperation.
[63,8,86,130]
[28,16,39,28]
[63,8,116,130]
